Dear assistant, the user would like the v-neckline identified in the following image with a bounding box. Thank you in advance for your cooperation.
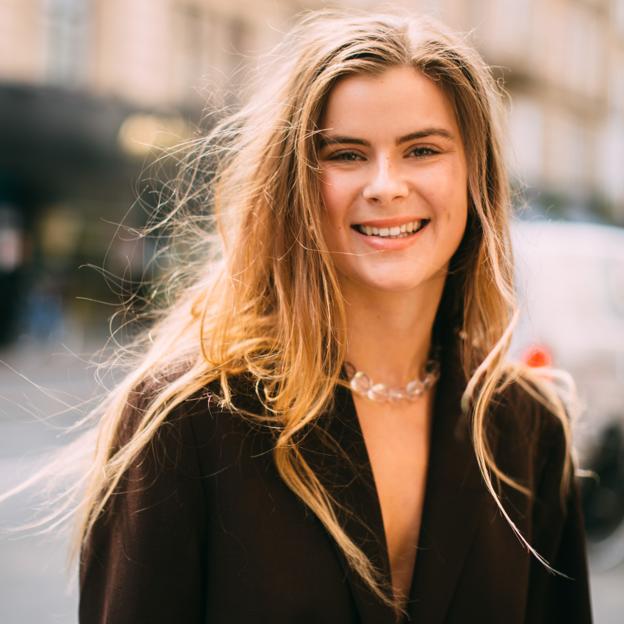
[345,378,436,614]
[300,336,487,624]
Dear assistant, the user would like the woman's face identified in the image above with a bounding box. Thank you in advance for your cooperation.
[317,65,469,295]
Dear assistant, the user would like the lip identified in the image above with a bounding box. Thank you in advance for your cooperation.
[354,215,429,228]
[352,219,430,251]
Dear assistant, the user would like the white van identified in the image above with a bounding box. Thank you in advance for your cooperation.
[510,218,624,569]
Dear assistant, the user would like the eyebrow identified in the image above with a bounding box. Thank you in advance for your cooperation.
[317,127,455,148]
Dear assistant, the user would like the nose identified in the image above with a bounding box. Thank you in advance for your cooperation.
[362,156,409,203]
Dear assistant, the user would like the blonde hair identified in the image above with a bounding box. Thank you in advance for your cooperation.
[2,9,574,619]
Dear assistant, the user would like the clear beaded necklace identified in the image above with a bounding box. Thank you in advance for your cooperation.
[343,357,441,403]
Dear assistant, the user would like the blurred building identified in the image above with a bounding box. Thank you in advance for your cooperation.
[383,0,624,223]
[468,0,624,222]
[0,0,623,347]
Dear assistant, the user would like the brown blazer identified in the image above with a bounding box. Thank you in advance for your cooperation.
[79,340,593,623]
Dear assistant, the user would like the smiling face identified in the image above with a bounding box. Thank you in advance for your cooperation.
[317,65,469,297]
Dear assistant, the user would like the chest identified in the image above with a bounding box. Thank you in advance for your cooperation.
[195,382,547,623]
[353,397,432,603]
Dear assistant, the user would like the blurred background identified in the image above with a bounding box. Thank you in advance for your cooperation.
[0,0,623,622]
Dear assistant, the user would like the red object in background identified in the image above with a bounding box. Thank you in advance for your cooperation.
[521,344,553,368]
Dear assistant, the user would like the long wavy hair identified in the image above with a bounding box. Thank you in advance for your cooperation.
[2,9,575,618]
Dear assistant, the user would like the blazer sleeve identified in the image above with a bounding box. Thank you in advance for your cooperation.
[524,411,593,624]
[78,397,208,624]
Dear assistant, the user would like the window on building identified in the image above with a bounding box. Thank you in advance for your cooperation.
[42,0,91,88]
[486,0,535,59]
[614,0,624,37]
[609,51,624,115]
[172,3,251,104]
[550,110,589,194]
[507,95,544,186]
[565,3,603,98]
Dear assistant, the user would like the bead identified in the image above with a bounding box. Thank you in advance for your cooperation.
[343,357,440,404]
[389,388,407,402]
[368,383,388,401]
[406,380,424,398]
[350,371,371,394]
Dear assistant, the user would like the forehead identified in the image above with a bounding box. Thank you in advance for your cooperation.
[319,65,459,137]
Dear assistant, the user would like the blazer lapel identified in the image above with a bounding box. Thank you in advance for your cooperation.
[405,341,487,623]
[300,336,486,624]
[300,381,397,624]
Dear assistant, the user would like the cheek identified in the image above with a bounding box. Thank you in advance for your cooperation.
[446,194,468,248]
[431,162,468,222]
[320,172,340,207]
[320,172,351,230]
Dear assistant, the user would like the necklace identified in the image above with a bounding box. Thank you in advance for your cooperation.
[343,357,441,403]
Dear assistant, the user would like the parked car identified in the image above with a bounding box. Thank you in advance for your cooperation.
[509,218,624,570]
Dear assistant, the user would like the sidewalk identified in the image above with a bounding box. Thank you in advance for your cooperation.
[0,337,105,624]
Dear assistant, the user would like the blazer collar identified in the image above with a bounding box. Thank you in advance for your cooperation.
[300,337,486,624]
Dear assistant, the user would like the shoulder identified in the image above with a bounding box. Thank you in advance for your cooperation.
[80,373,221,622]
[112,370,269,475]
[117,367,252,435]
[486,364,573,493]
[489,364,570,450]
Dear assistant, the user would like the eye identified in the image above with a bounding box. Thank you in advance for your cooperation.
[327,150,365,162]
[408,146,439,158]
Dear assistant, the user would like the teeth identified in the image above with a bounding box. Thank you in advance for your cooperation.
[356,219,427,238]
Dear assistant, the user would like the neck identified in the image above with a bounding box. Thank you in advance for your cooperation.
[341,274,446,387]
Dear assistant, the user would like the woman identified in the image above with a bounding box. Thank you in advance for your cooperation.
[76,10,592,624]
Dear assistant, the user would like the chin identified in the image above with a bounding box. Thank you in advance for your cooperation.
[352,263,448,294]
[354,274,430,294]
[337,260,448,296]
[371,280,427,293]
